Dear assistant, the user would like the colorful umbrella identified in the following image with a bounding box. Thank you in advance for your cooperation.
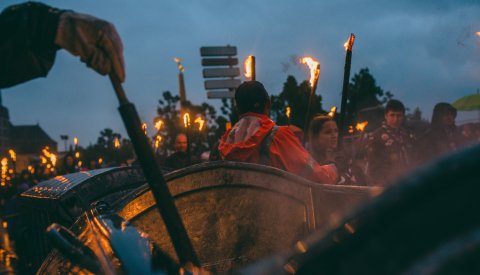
[452,93,480,111]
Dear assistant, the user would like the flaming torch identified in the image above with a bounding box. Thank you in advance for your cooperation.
[183,113,191,162]
[154,119,164,131]
[73,137,78,150]
[300,56,321,135]
[114,137,121,149]
[328,106,337,118]
[154,135,162,151]
[174,57,187,110]
[244,55,256,81]
[194,116,205,131]
[8,149,16,174]
[339,33,356,148]
[285,106,292,125]
[355,121,369,132]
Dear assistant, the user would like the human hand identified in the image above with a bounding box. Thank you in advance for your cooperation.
[55,11,125,82]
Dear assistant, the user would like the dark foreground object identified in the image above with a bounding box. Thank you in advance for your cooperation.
[245,144,480,274]
[10,142,479,274]
[13,162,377,273]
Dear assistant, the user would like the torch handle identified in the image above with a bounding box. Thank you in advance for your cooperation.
[109,75,199,266]
[338,49,353,148]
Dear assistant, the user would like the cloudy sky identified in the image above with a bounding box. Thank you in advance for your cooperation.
[1,0,480,148]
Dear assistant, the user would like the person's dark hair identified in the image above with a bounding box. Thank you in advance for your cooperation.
[385,99,405,114]
[235,81,269,115]
[431,102,457,129]
[308,115,334,142]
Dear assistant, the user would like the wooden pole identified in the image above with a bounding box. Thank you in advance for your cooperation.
[338,33,355,148]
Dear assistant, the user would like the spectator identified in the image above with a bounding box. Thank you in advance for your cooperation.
[215,81,337,184]
[366,99,414,187]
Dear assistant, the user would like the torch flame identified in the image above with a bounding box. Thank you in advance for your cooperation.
[154,120,164,131]
[285,106,291,119]
[194,116,205,131]
[183,113,191,128]
[244,55,253,79]
[73,137,78,146]
[300,57,320,87]
[142,123,147,135]
[343,33,356,51]
[98,158,103,165]
[50,154,57,167]
[355,121,369,132]
[328,106,337,118]
[8,149,16,162]
[174,57,185,73]
[1,158,7,166]
[476,32,480,37]
[114,137,121,148]
[225,122,232,131]
[154,135,162,149]
[75,152,80,159]
[348,125,354,134]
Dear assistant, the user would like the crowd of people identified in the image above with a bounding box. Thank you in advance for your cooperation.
[163,81,480,189]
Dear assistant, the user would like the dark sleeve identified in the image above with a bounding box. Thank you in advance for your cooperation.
[0,2,64,88]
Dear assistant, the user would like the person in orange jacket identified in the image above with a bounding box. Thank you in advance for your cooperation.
[217,81,338,184]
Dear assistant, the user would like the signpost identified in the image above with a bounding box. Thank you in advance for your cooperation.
[200,45,241,99]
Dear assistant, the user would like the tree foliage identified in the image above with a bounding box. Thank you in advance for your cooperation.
[155,91,228,157]
[346,68,393,126]
[270,75,325,129]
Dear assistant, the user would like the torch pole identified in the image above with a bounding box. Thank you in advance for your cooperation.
[109,74,199,266]
[303,64,320,140]
[338,33,355,148]
[251,56,256,81]
[186,119,191,164]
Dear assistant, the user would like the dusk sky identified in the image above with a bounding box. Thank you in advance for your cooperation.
[1,0,480,149]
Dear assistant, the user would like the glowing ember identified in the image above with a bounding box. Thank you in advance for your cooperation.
[8,149,16,162]
[114,137,121,148]
[73,137,78,146]
[174,57,185,73]
[343,33,356,51]
[154,120,164,130]
[244,55,254,79]
[142,123,147,135]
[355,121,369,132]
[348,125,354,134]
[328,106,337,118]
[300,57,320,87]
[194,116,205,131]
[183,113,191,128]
[285,106,291,119]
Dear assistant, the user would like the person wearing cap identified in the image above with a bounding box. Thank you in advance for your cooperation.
[0,2,125,88]
[416,102,466,163]
[216,81,337,185]
[365,99,414,187]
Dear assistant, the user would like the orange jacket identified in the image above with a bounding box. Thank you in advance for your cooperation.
[219,113,337,184]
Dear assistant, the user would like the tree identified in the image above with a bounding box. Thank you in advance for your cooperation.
[155,91,227,157]
[270,75,325,129]
[83,128,134,167]
[346,68,393,128]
